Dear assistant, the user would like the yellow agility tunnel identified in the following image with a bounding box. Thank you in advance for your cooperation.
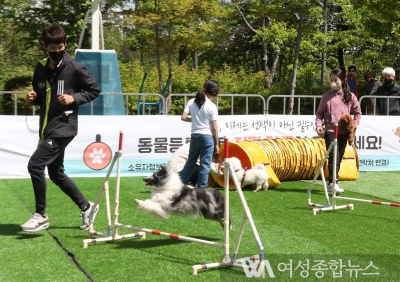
[210,138,359,190]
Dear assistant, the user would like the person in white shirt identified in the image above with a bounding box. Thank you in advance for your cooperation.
[180,80,220,189]
[166,142,200,186]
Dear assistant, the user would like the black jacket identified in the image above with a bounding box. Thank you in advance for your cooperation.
[364,80,382,114]
[375,83,400,115]
[32,52,100,139]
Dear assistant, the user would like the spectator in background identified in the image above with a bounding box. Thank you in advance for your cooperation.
[375,67,400,116]
[345,65,359,99]
[364,72,382,115]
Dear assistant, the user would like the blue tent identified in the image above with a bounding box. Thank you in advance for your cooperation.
[75,50,125,115]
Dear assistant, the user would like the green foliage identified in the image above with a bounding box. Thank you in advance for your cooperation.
[268,63,329,115]
[118,59,271,115]
[0,20,37,115]
[119,0,233,92]
[1,0,400,116]
[1,75,35,115]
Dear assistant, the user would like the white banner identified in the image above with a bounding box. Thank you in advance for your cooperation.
[1,115,399,179]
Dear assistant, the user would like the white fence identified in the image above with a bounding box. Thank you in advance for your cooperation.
[2,91,398,116]
[266,94,400,115]
[0,91,266,115]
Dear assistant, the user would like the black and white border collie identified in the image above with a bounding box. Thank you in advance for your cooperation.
[135,165,231,230]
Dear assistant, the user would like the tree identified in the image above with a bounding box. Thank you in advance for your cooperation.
[0,0,128,110]
[120,0,231,93]
[173,1,232,70]
[269,0,322,114]
[0,0,38,112]
[233,0,285,88]
[348,0,400,72]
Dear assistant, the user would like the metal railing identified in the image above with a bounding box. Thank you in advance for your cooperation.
[266,95,321,115]
[359,95,400,115]
[165,93,266,115]
[0,91,167,116]
[106,92,166,116]
[0,91,36,115]
[3,91,398,116]
[267,94,400,115]
[0,91,266,115]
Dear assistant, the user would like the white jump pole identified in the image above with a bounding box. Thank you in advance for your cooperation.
[84,134,265,277]
[86,132,122,238]
[223,136,230,263]
[84,134,232,250]
[112,131,125,240]
[192,136,235,273]
[83,131,145,248]
[228,162,265,259]
[307,124,354,215]
[334,196,400,207]
[192,136,265,276]
[307,142,332,208]
[115,224,224,247]
[84,131,227,250]
[307,124,400,215]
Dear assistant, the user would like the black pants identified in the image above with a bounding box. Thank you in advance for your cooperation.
[324,132,348,184]
[27,137,88,214]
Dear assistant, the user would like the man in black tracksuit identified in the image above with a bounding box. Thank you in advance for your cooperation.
[21,23,101,232]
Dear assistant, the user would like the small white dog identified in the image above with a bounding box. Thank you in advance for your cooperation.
[210,157,269,192]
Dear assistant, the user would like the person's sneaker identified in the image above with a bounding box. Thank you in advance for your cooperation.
[327,183,344,194]
[80,202,99,230]
[21,213,49,232]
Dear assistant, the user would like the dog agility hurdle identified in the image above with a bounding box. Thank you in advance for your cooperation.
[83,133,265,276]
[307,124,400,215]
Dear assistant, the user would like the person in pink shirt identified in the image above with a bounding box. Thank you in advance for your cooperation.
[316,68,362,194]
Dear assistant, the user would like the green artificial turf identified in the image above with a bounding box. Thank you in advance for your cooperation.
[1,171,399,281]
[0,179,87,282]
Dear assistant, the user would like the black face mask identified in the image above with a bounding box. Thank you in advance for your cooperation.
[48,50,65,62]
[384,78,393,86]
[368,78,375,83]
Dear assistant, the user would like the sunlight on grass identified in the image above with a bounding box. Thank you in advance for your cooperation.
[1,171,400,281]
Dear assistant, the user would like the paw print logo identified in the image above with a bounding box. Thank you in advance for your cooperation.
[90,148,106,164]
[83,134,112,170]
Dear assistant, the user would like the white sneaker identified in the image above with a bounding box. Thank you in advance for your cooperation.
[80,202,99,230]
[21,213,49,232]
[327,183,344,194]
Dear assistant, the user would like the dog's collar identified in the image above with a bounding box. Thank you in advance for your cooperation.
[235,167,248,172]
[235,168,248,185]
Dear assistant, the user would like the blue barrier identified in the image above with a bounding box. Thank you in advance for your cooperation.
[75,50,125,115]
[138,73,172,115]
